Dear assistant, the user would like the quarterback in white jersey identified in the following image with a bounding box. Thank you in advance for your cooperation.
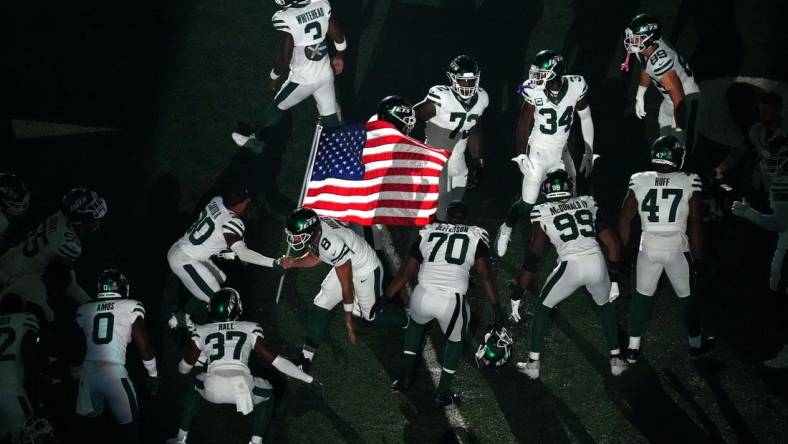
[619,136,714,364]
[232,0,347,152]
[0,295,40,444]
[385,201,504,406]
[168,288,318,444]
[495,50,595,257]
[512,170,626,379]
[167,184,276,326]
[415,55,490,219]
[0,173,30,247]
[624,13,702,152]
[73,270,157,443]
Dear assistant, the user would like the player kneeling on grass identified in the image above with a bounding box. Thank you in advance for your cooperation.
[168,288,319,444]
[515,170,627,379]
[385,201,505,407]
[278,208,405,373]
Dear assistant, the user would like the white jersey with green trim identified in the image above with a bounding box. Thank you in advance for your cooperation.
[531,195,601,261]
[173,196,245,261]
[769,175,788,249]
[272,0,332,84]
[190,321,264,374]
[313,217,379,275]
[76,298,145,366]
[0,211,81,280]
[521,75,588,151]
[415,223,488,294]
[0,312,39,394]
[422,86,489,152]
[639,38,700,98]
[629,171,701,252]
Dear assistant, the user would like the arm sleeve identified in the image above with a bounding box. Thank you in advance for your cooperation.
[222,218,246,238]
[230,242,275,268]
[578,106,594,152]
[131,301,146,321]
[426,86,442,108]
[271,12,290,33]
[272,355,314,384]
[408,236,423,262]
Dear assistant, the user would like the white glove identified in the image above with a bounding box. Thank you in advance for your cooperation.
[580,151,594,177]
[609,282,620,303]
[511,154,534,177]
[635,97,647,119]
[509,299,522,323]
[731,200,757,220]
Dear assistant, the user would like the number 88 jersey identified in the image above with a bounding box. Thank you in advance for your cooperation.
[531,195,601,260]
[413,223,489,294]
[190,321,264,373]
[76,299,145,365]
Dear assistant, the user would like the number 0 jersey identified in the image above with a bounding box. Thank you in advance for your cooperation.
[173,196,246,261]
[272,0,332,84]
[629,171,702,252]
[531,195,601,260]
[190,321,264,374]
[0,312,39,394]
[0,211,81,280]
[422,86,489,152]
[76,299,145,366]
[411,223,489,294]
[521,75,588,151]
[638,38,700,99]
[314,218,379,275]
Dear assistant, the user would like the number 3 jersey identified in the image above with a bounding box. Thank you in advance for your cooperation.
[411,223,489,294]
[173,196,246,261]
[422,85,489,153]
[629,171,702,252]
[314,217,379,275]
[272,0,332,84]
[531,195,601,261]
[0,312,39,394]
[190,321,264,373]
[0,211,81,281]
[521,75,588,151]
[75,299,146,365]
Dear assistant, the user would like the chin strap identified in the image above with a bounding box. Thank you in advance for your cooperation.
[620,52,632,72]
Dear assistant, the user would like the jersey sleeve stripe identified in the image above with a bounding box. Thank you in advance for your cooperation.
[59,246,80,258]
[226,220,245,232]
[24,321,39,330]
[133,307,145,314]
[653,60,674,76]
[223,225,243,237]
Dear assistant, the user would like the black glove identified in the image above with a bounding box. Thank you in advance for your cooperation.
[147,375,160,396]
[466,157,484,190]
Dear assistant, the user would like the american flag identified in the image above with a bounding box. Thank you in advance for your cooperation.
[302,120,451,226]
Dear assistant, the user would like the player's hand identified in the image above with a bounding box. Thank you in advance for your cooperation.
[267,76,284,93]
[731,200,756,219]
[331,55,344,75]
[147,375,160,396]
[345,315,357,345]
[467,157,484,190]
[273,256,287,274]
[509,298,522,323]
[609,282,621,303]
[216,250,237,261]
[634,96,647,119]
[309,379,324,398]
[580,152,594,177]
[280,256,295,269]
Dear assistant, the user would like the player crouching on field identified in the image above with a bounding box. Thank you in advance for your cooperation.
[515,170,627,379]
[168,288,319,444]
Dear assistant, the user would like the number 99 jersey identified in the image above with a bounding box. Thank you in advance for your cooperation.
[174,196,246,261]
[530,195,601,260]
[75,299,145,365]
[412,223,489,294]
[190,321,264,373]
[521,76,588,151]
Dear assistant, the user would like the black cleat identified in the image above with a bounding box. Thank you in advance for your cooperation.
[625,347,642,364]
[689,337,717,359]
[391,376,415,391]
[433,392,460,407]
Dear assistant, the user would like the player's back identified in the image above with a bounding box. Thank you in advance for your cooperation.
[641,39,700,97]
[532,195,601,260]
[272,0,332,83]
[192,320,264,374]
[416,222,488,294]
[0,312,39,394]
[76,298,145,366]
[2,212,81,279]
[175,196,243,261]
[316,217,378,274]
[522,75,588,150]
[423,85,489,152]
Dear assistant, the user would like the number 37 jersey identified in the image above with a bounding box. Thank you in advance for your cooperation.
[531,195,601,261]
[76,299,146,366]
[413,223,489,294]
[191,321,264,373]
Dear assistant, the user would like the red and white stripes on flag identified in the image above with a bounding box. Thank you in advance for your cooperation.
[303,120,450,226]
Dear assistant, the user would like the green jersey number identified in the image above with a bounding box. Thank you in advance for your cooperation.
[427,232,470,265]
[205,331,248,362]
[553,209,595,242]
[304,21,322,40]
[448,113,480,140]
[92,313,115,345]
[641,188,683,223]
[187,209,215,246]
[538,106,574,135]
[0,327,16,362]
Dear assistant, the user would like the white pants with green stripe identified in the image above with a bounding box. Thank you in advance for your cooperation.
[408,285,470,342]
[0,389,32,442]
[540,252,610,308]
[274,71,337,116]
[76,362,138,425]
[313,264,382,320]
[167,244,226,303]
[195,369,271,415]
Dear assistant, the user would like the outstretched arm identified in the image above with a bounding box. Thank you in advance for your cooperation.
[254,338,314,383]
[269,31,294,91]
[227,236,275,268]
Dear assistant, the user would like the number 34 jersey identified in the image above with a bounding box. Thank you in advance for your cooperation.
[190,321,264,373]
[521,75,588,151]
[76,299,146,366]
[413,223,489,294]
[173,196,246,261]
[629,171,702,252]
[531,195,601,261]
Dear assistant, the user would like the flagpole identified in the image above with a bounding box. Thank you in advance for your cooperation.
[276,121,324,304]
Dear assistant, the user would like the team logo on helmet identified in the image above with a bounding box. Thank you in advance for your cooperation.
[96,268,130,299]
[475,327,514,368]
[526,50,566,91]
[447,55,481,100]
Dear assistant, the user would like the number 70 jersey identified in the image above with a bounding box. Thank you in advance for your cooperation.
[415,223,489,294]
[190,321,264,373]
[531,195,601,260]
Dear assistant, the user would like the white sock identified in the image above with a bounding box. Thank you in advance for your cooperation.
[628,337,641,349]
[610,348,621,357]
[689,335,701,348]
[177,429,189,440]
[302,349,314,361]
[528,351,540,361]
[250,436,263,444]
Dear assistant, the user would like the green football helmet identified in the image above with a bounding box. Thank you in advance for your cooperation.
[542,169,574,202]
[528,50,566,91]
[447,55,480,100]
[96,269,129,299]
[650,135,685,169]
[475,327,513,368]
[61,187,107,222]
[377,95,416,134]
[624,13,662,54]
[285,207,321,253]
[0,173,30,216]
[209,287,243,322]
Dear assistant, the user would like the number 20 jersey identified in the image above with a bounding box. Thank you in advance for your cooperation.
[272,0,332,84]
[521,75,588,151]
[173,196,246,261]
[531,195,601,261]
[75,299,146,365]
[629,171,701,252]
[190,321,264,373]
[414,223,489,294]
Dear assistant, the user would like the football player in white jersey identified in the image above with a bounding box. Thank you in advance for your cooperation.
[73,269,158,444]
[618,136,714,364]
[495,50,595,257]
[0,173,30,248]
[0,261,72,324]
[414,55,490,219]
[0,187,106,306]
[279,207,405,372]
[513,170,627,379]
[732,174,788,367]
[623,13,702,153]
[167,184,277,327]
[167,288,319,444]
[232,0,347,153]
[0,294,41,444]
[384,201,505,406]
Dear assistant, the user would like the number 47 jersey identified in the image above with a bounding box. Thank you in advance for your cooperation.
[414,223,489,294]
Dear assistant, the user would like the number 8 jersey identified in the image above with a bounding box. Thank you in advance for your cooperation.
[75,299,146,365]
[530,195,601,260]
[413,223,489,294]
